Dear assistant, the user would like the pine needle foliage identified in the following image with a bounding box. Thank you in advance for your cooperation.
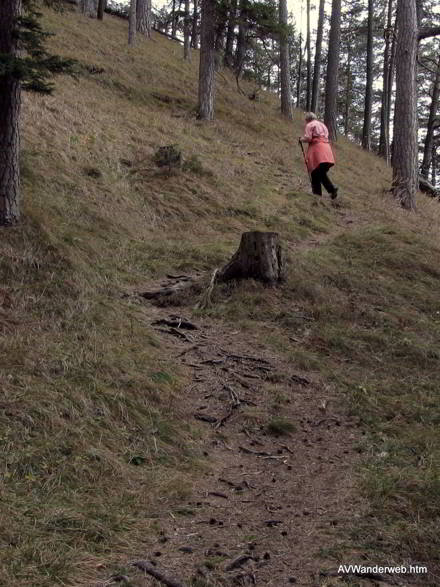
[0,0,75,93]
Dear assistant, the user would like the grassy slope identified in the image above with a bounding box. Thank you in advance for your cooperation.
[1,6,440,585]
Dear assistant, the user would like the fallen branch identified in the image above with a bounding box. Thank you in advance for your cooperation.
[221,351,272,365]
[140,278,196,299]
[195,268,218,309]
[194,413,218,423]
[152,317,199,330]
[290,374,311,386]
[239,446,274,457]
[157,328,192,342]
[312,417,340,427]
[225,555,255,571]
[208,491,229,499]
[132,561,184,587]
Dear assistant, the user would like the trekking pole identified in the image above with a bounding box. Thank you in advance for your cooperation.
[298,138,312,186]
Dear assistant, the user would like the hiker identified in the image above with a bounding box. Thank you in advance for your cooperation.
[299,112,338,199]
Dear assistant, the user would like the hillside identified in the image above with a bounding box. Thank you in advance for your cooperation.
[2,6,440,586]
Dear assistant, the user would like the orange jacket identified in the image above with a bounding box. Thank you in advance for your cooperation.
[304,120,335,172]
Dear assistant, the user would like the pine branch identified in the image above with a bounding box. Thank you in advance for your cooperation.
[419,27,440,41]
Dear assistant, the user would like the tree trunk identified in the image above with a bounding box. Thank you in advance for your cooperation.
[184,0,191,60]
[128,0,136,45]
[198,0,216,120]
[324,0,342,142]
[191,0,199,49]
[0,0,21,226]
[387,16,397,161]
[306,0,311,111]
[362,0,374,150]
[379,0,393,161]
[420,54,440,179]
[234,0,248,75]
[171,0,177,38]
[311,0,325,114]
[137,0,151,36]
[224,0,237,67]
[392,0,418,210]
[432,143,437,186]
[279,0,292,119]
[218,232,285,284]
[297,33,303,108]
[81,0,97,17]
[97,0,105,20]
[344,43,352,137]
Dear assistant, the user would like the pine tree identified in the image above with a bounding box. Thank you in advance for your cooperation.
[324,0,342,141]
[97,0,106,20]
[0,0,74,226]
[128,0,136,45]
[279,0,292,118]
[198,0,216,119]
[361,0,374,150]
[420,51,440,179]
[378,0,394,162]
[392,0,440,209]
[184,0,191,59]
[137,0,152,36]
[305,0,311,111]
[311,0,325,113]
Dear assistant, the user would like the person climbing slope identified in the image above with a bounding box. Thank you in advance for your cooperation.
[299,112,338,199]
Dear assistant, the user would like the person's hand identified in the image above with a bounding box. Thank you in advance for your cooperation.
[298,137,303,144]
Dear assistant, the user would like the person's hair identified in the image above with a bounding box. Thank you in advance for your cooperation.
[305,112,317,122]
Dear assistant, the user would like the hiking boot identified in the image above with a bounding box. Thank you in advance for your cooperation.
[330,187,338,200]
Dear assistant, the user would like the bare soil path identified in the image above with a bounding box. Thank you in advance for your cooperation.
[117,307,364,587]
[100,205,388,587]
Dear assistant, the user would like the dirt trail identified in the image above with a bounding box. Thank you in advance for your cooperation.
[115,309,364,587]
[103,207,377,587]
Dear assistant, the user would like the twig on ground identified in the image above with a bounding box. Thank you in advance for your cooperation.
[194,413,218,423]
[152,317,199,330]
[157,328,192,342]
[195,268,218,309]
[131,561,184,587]
[312,417,340,427]
[176,344,199,357]
[239,446,274,457]
[225,555,255,571]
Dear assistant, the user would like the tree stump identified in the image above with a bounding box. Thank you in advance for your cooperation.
[218,231,285,284]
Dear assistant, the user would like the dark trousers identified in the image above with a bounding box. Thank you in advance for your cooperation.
[311,163,336,196]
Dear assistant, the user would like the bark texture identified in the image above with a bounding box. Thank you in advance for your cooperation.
[128,0,136,45]
[198,0,216,120]
[311,0,325,114]
[183,0,191,60]
[296,32,303,108]
[218,232,285,284]
[97,0,105,20]
[191,0,199,49]
[279,0,292,119]
[362,0,374,150]
[378,0,394,162]
[0,0,21,226]
[234,0,248,75]
[324,0,342,142]
[392,0,418,210]
[81,0,97,17]
[306,0,311,111]
[420,54,440,179]
[137,0,152,36]
[344,41,352,137]
[224,0,237,67]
